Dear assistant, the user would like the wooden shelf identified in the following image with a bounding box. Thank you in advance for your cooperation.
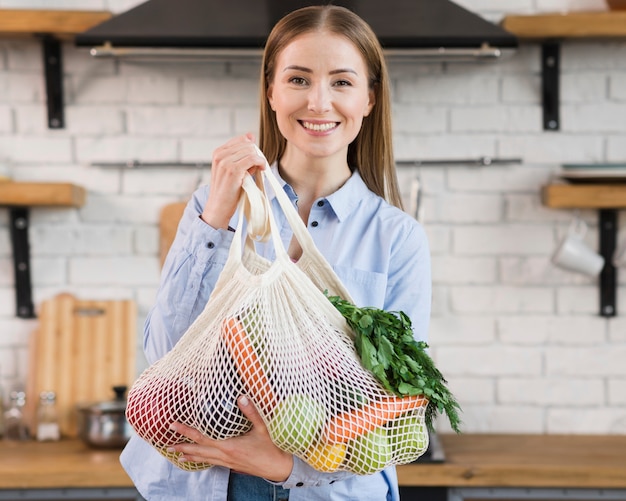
[0,9,111,39]
[0,181,86,207]
[542,183,626,209]
[502,10,626,39]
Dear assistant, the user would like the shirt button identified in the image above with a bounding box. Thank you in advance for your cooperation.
[296,482,304,487]
[317,200,324,207]
[311,221,319,227]
[207,242,215,249]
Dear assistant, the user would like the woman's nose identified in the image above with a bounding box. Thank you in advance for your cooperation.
[307,84,332,113]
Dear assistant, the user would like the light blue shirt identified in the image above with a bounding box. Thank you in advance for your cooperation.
[120,167,432,501]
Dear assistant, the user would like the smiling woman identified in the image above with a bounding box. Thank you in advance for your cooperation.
[120,5,432,501]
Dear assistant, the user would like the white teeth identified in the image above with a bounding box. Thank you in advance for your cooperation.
[301,121,337,132]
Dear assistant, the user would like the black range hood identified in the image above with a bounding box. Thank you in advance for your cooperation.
[75,0,517,61]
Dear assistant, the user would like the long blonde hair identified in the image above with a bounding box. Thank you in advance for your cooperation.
[258,5,402,209]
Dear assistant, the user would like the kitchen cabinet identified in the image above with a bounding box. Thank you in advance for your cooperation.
[2,435,626,501]
[541,182,626,317]
[501,10,626,131]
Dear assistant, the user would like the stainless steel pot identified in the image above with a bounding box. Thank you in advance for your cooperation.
[77,385,132,448]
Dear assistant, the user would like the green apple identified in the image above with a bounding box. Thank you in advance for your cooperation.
[388,414,428,459]
[268,394,326,453]
[348,426,391,475]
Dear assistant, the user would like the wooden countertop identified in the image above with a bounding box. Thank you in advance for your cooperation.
[398,434,626,489]
[0,439,132,489]
[2,434,626,491]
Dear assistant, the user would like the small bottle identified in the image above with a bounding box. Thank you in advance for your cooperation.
[4,390,30,441]
[36,391,61,442]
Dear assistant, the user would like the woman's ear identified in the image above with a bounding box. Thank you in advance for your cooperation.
[267,83,275,111]
[364,87,375,117]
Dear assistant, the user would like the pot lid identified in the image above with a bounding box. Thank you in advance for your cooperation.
[78,385,127,414]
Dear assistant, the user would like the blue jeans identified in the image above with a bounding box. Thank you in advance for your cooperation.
[227,472,290,501]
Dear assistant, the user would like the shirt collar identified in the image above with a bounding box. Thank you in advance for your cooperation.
[269,164,371,223]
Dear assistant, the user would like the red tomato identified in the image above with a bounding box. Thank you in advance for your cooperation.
[126,377,190,447]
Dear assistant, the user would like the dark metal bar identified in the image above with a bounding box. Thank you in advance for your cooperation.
[542,42,560,131]
[396,157,523,167]
[9,208,36,318]
[92,157,524,169]
[599,209,617,317]
[42,36,65,129]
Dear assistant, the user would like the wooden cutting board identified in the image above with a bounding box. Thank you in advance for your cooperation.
[160,202,186,266]
[26,293,137,437]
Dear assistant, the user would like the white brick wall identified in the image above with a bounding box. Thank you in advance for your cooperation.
[0,0,625,434]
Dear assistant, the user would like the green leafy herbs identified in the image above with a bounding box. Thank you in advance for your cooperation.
[326,294,461,433]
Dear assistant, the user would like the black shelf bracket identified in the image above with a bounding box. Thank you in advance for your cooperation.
[541,41,560,131]
[599,209,618,317]
[42,35,65,129]
[9,208,36,319]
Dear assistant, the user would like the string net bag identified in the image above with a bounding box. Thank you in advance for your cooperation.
[126,154,429,474]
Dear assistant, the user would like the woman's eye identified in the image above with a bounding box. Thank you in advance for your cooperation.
[289,76,307,85]
[334,80,352,87]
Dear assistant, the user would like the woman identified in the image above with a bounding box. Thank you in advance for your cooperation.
[121,5,431,500]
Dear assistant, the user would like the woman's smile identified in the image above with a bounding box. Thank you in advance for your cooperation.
[299,120,339,134]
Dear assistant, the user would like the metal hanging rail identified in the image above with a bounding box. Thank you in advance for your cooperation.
[92,157,523,169]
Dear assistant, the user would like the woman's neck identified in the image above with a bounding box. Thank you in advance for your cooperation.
[277,149,352,204]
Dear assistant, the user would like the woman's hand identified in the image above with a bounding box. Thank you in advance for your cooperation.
[166,396,294,482]
[201,133,267,230]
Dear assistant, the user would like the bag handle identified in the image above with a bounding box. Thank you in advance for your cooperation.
[256,148,354,300]
[226,147,353,301]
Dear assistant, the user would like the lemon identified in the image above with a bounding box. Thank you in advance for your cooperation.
[307,442,347,472]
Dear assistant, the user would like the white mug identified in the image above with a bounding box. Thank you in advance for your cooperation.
[552,218,605,277]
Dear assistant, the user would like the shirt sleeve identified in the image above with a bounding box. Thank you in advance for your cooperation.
[143,186,235,364]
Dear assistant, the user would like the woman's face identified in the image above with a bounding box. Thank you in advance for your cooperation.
[267,30,375,162]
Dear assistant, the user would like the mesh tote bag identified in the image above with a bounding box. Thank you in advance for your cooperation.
[126,162,429,474]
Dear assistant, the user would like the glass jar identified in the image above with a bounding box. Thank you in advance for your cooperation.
[4,390,30,441]
[36,391,61,441]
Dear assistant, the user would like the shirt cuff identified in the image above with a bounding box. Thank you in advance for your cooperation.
[272,457,353,489]
[180,214,235,266]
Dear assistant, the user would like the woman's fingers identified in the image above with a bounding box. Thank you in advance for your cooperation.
[200,135,267,229]
[164,397,292,480]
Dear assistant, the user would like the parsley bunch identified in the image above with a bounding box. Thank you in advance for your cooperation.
[327,294,461,433]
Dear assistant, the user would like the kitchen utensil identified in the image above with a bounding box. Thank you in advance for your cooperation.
[159,202,187,266]
[77,385,131,448]
[26,293,137,437]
